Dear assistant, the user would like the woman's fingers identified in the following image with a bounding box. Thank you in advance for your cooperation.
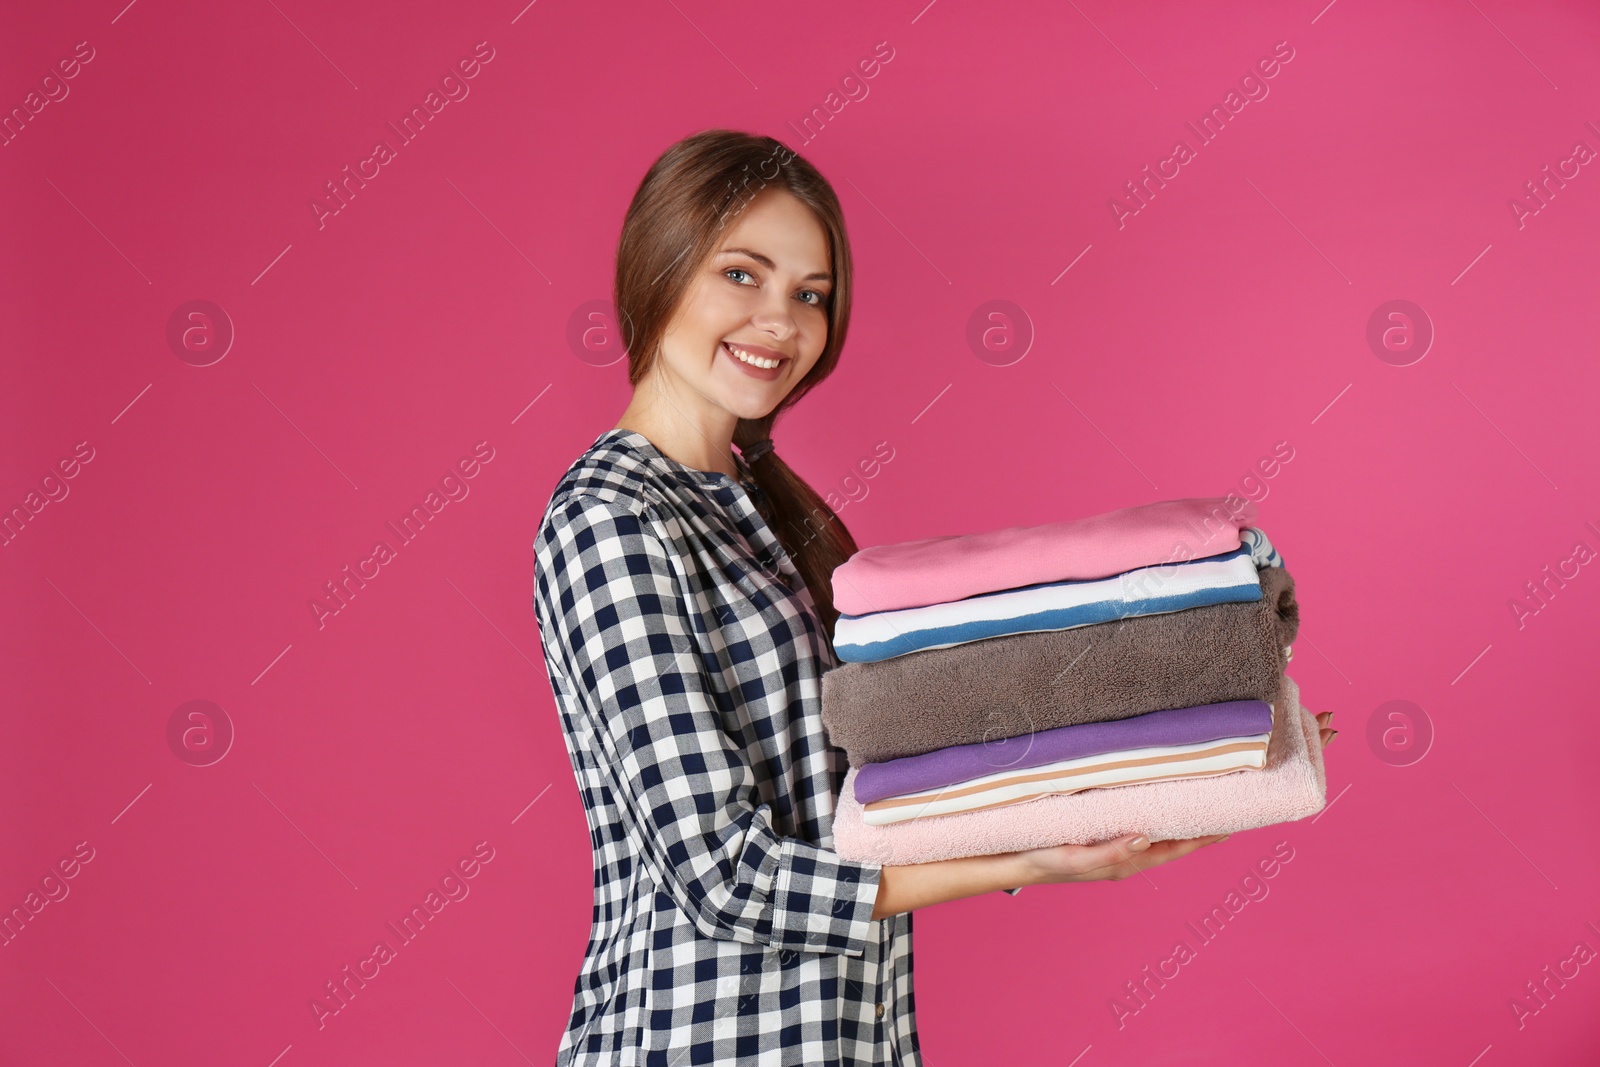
[1107,835,1225,877]
[1314,710,1336,749]
[1023,834,1149,879]
[1028,832,1231,882]
[1071,834,1154,875]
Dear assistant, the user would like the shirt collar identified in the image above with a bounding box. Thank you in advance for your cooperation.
[602,427,762,497]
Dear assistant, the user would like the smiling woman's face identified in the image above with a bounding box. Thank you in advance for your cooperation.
[652,187,834,424]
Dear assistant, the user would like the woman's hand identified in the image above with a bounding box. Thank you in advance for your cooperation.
[1012,709,1338,886]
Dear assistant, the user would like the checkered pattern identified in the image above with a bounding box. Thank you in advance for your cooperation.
[533,429,920,1066]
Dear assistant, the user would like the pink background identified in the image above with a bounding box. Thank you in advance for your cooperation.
[5,0,1600,1063]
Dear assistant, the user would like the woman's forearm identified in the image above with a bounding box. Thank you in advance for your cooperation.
[870,852,1035,919]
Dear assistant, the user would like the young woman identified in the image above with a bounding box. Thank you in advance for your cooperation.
[532,129,1336,1066]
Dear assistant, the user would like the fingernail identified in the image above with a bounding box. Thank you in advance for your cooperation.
[1128,835,1151,851]
[1329,730,1339,742]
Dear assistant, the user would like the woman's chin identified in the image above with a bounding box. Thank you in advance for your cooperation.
[717,385,788,421]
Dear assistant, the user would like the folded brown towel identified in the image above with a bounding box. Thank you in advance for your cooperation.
[821,565,1299,765]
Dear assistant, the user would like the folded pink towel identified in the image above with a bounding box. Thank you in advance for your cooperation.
[831,496,1259,616]
[831,673,1326,862]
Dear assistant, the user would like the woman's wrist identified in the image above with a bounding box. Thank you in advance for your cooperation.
[871,849,1040,919]
[999,849,1042,890]
[949,851,1041,897]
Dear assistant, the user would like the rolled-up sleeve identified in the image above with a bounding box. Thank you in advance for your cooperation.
[534,492,883,956]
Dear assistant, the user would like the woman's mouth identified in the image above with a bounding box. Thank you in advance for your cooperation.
[720,340,787,381]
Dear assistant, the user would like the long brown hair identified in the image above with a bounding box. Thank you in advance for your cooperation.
[613,128,858,642]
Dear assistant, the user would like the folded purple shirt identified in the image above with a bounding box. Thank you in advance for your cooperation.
[851,699,1274,805]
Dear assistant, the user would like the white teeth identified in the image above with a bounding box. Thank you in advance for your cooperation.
[725,342,780,370]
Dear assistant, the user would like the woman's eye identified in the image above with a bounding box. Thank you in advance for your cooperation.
[724,268,826,307]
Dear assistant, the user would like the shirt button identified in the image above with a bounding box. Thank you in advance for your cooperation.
[875,1002,885,1019]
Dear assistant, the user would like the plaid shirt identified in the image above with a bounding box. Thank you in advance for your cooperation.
[532,428,920,1066]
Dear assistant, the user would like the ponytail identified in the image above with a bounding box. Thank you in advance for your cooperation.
[734,422,858,642]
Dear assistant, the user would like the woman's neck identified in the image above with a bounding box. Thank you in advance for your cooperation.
[614,414,740,480]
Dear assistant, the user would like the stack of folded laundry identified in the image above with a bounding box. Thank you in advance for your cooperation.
[822,496,1328,865]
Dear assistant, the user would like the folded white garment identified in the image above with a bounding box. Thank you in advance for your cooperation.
[833,545,1262,663]
[1239,526,1283,569]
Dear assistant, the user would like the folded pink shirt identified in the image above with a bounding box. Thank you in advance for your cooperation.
[831,496,1260,616]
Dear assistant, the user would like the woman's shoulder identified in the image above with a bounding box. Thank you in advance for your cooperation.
[537,428,675,539]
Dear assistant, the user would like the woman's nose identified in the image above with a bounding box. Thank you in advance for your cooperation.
[750,295,800,339]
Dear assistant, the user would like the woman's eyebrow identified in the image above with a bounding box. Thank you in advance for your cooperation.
[715,246,832,283]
